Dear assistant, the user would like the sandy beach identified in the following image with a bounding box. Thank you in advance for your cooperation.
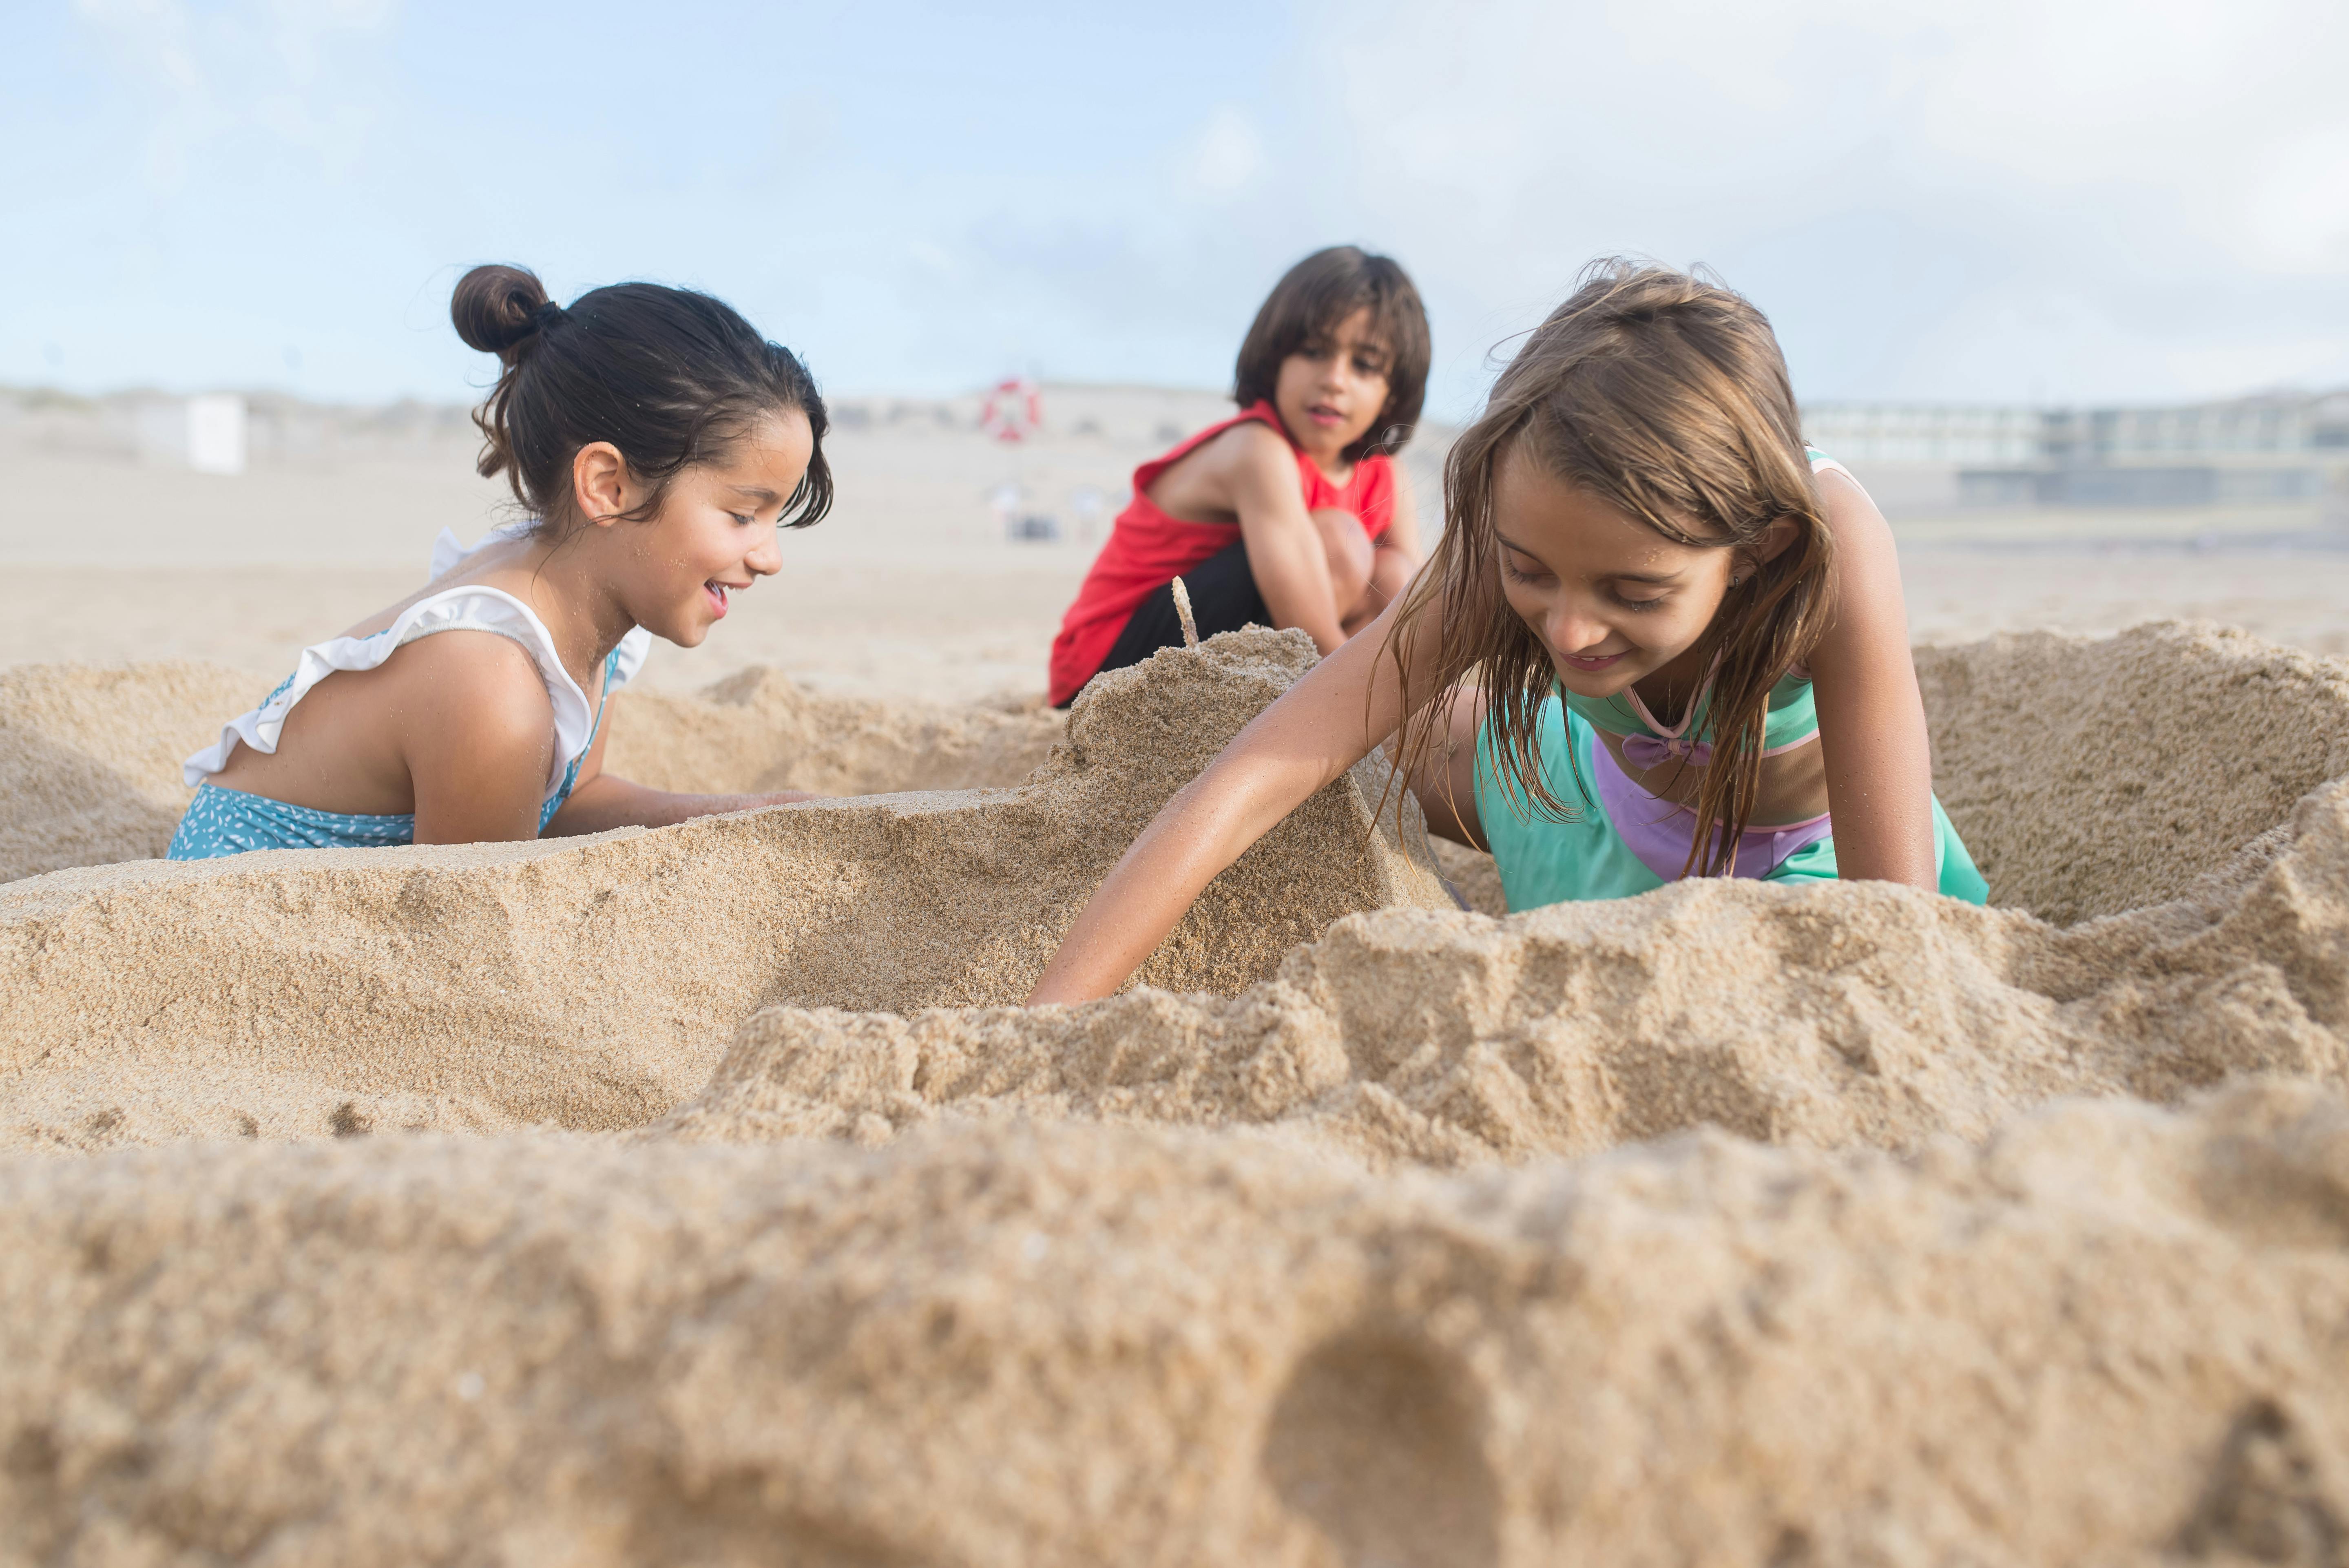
[7,391,2349,1562]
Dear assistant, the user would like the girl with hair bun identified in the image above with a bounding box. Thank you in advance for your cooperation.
[169,265,835,858]
[1029,261,1988,1005]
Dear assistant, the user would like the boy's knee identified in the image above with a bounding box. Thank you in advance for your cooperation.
[1310,508,1374,601]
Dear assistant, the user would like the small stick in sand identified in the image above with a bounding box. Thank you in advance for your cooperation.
[1172,576,1200,648]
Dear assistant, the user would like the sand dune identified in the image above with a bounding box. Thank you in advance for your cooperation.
[6,619,2349,1561]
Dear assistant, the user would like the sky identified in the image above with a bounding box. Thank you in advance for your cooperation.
[3,0,2346,419]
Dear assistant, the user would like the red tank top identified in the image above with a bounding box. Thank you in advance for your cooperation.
[1047,400,1396,705]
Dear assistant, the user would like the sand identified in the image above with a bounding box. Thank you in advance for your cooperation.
[12,1085,2349,1564]
[7,617,2349,1561]
[626,621,2349,1164]
[0,660,1064,886]
[0,631,1447,1152]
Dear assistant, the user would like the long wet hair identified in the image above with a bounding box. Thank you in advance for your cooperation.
[1389,260,1838,876]
[1233,245,1430,464]
[451,264,833,533]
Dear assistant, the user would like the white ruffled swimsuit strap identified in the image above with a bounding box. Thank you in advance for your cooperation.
[183,524,652,793]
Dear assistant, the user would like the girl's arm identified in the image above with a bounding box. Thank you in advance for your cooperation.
[399,635,565,845]
[1805,469,1938,888]
[1408,684,1488,850]
[542,713,818,837]
[1026,591,1443,1005]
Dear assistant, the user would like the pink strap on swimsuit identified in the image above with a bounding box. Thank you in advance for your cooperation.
[1592,736,1833,881]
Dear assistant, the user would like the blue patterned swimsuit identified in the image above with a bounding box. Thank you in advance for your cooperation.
[168,526,652,860]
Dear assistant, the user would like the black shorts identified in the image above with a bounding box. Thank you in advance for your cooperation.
[1067,538,1271,706]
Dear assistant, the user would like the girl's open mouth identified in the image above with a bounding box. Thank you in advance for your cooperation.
[1561,650,1626,672]
[704,581,730,618]
[1306,403,1345,426]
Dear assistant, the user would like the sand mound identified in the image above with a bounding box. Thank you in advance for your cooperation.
[601,666,1061,797]
[0,632,1449,1153]
[0,662,264,883]
[0,660,1064,886]
[9,621,2349,1555]
[652,621,2349,1164]
[10,1081,2349,1564]
[9,623,2349,1164]
[1918,622,2349,924]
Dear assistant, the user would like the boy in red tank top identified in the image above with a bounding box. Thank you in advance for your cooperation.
[1048,246,1432,706]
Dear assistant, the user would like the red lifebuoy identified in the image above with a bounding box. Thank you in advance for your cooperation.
[980,377,1042,445]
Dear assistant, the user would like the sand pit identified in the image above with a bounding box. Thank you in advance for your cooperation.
[0,632,1448,1152]
[7,619,2349,1559]
[0,660,1064,886]
[653,622,2349,1165]
[12,1083,2349,1564]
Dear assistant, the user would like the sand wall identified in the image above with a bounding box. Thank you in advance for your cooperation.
[1917,623,2349,923]
[10,1083,2349,1565]
[0,633,1449,1152]
[0,661,1064,885]
[664,768,2349,1165]
[9,621,2349,1562]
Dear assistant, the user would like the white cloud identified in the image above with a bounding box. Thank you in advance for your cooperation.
[1279,0,2349,404]
[73,0,398,187]
[1185,104,1267,196]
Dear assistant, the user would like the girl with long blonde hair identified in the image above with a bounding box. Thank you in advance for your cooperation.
[1028,260,1986,1004]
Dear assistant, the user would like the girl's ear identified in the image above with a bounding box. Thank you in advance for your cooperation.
[1751,514,1802,567]
[571,441,632,526]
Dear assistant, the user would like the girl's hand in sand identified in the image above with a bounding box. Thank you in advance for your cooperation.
[1025,595,1442,1006]
[538,721,823,836]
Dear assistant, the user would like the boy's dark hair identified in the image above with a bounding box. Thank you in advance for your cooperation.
[1233,245,1430,464]
[451,265,833,533]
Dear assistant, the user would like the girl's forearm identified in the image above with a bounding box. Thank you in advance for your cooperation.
[543,775,815,836]
[1026,744,1332,1004]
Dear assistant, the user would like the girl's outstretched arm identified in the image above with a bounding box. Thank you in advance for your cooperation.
[1026,593,1442,1005]
[542,716,817,837]
[1806,469,1938,888]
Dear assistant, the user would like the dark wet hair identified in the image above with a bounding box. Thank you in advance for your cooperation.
[1232,245,1430,464]
[451,264,832,533]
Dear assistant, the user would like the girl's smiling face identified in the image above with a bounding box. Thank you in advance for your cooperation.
[1272,306,1391,471]
[613,410,814,647]
[1490,440,1750,700]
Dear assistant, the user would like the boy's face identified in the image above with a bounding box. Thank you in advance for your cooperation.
[1272,305,1391,469]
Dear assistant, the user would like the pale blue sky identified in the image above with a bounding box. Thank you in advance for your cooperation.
[6,0,2346,417]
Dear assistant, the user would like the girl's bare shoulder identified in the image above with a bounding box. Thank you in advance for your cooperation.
[376,625,554,730]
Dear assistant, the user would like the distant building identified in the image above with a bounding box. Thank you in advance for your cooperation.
[1804,389,2349,509]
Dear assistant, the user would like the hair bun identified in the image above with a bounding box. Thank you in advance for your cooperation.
[451,264,553,358]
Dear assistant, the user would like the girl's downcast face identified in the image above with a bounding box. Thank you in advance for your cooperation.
[1271,305,1391,472]
[593,409,816,648]
[1489,440,1792,702]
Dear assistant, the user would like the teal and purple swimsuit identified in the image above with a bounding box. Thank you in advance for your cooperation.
[1469,451,1989,911]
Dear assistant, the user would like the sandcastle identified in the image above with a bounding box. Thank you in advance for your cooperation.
[6,621,2349,1563]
